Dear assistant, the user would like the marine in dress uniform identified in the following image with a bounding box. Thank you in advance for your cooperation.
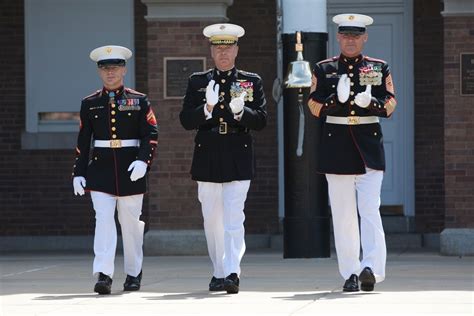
[307,14,397,292]
[180,23,267,294]
[72,45,158,295]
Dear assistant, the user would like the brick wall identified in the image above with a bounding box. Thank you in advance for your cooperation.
[146,20,212,230]
[0,0,91,236]
[6,0,462,237]
[145,0,279,234]
[228,0,279,233]
[0,0,149,236]
[443,15,474,228]
[0,0,278,237]
[413,0,446,233]
[133,0,150,225]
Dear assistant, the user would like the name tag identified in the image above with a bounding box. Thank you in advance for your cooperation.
[89,105,104,110]
[326,73,338,78]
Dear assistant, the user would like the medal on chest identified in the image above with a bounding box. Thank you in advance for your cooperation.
[359,64,382,86]
[230,81,254,102]
[116,99,141,111]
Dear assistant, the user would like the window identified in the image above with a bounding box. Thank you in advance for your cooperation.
[24,0,134,147]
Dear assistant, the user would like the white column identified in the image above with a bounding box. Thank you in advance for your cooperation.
[277,0,327,218]
[282,0,327,34]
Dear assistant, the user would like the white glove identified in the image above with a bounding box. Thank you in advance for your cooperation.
[73,176,86,196]
[229,91,247,114]
[355,85,372,108]
[337,74,350,103]
[205,80,219,106]
[128,160,148,182]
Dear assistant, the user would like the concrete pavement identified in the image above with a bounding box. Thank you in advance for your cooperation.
[1,250,472,316]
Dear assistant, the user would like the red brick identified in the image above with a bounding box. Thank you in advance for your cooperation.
[414,0,446,233]
[443,14,474,229]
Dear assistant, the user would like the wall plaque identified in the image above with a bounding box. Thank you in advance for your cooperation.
[164,57,206,99]
[461,53,474,96]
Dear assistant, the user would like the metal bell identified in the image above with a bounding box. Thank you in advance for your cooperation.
[284,56,312,88]
[284,32,312,89]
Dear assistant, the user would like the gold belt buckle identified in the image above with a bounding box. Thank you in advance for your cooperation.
[219,122,227,135]
[110,139,122,148]
[347,116,360,125]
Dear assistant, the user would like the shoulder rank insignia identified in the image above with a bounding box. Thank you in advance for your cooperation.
[146,108,157,126]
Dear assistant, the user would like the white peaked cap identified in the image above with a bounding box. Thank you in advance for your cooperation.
[333,14,373,34]
[89,45,132,62]
[203,23,245,45]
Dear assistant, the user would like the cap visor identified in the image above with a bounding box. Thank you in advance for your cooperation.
[97,59,126,67]
[338,26,366,35]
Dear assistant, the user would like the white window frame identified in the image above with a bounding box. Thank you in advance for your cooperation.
[24,0,134,148]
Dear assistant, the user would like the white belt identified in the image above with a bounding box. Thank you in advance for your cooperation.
[326,116,379,125]
[94,139,140,148]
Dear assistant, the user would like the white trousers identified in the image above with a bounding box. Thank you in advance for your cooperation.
[326,168,386,283]
[90,191,145,278]
[197,180,251,278]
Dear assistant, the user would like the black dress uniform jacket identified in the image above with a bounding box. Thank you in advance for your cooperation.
[72,86,158,196]
[308,54,397,174]
[180,68,267,183]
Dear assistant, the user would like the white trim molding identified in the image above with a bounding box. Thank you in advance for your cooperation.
[442,0,474,16]
[141,0,234,21]
[328,0,405,11]
[23,0,135,148]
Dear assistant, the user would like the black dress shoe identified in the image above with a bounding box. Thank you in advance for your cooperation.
[359,267,376,291]
[94,272,112,295]
[123,271,142,291]
[209,276,225,291]
[224,273,240,294]
[343,274,359,292]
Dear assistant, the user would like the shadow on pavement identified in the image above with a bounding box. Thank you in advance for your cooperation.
[273,290,380,301]
[33,292,131,300]
[143,291,230,300]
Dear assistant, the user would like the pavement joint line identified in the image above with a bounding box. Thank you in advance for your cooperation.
[1,265,59,277]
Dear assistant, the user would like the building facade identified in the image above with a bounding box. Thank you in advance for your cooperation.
[0,0,472,255]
